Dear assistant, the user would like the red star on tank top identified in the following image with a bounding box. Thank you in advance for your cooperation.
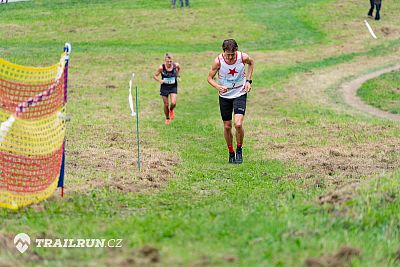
[228,68,238,76]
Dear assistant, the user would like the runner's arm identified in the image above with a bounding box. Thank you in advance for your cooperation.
[208,58,228,94]
[153,65,164,84]
[175,63,181,78]
[242,53,254,92]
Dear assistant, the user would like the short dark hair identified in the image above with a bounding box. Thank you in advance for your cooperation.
[222,39,238,52]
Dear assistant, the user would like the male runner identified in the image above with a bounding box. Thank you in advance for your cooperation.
[207,39,254,164]
[153,53,180,125]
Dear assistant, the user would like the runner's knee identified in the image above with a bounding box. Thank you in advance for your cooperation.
[224,123,232,131]
[234,122,243,130]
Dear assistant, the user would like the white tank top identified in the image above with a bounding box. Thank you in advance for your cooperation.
[218,51,246,99]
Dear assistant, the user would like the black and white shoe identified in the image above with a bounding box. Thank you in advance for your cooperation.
[235,149,243,164]
[229,152,236,164]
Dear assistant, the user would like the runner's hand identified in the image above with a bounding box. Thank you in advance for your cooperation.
[244,82,252,93]
[159,80,164,85]
[218,85,228,94]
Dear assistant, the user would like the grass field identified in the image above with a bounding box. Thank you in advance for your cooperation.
[1,0,400,266]
[357,71,400,114]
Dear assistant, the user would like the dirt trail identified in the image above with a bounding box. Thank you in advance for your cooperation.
[342,64,400,121]
[252,50,400,198]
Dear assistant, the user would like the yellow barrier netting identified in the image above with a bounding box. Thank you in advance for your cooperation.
[0,53,68,209]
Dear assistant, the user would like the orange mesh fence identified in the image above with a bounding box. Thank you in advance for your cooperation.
[0,52,68,209]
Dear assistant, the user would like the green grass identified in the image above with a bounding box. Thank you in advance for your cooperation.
[357,71,400,114]
[1,0,400,266]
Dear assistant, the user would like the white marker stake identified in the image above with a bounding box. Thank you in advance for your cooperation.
[364,20,377,39]
[128,73,136,116]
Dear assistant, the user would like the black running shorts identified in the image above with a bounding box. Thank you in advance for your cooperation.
[219,94,247,121]
[160,85,178,96]
[160,86,178,96]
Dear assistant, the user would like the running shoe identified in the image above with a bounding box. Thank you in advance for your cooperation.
[229,152,235,164]
[235,149,243,164]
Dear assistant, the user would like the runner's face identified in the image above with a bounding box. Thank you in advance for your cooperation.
[165,57,173,68]
[223,50,236,63]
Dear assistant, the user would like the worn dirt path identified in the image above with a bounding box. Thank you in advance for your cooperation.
[341,64,400,121]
